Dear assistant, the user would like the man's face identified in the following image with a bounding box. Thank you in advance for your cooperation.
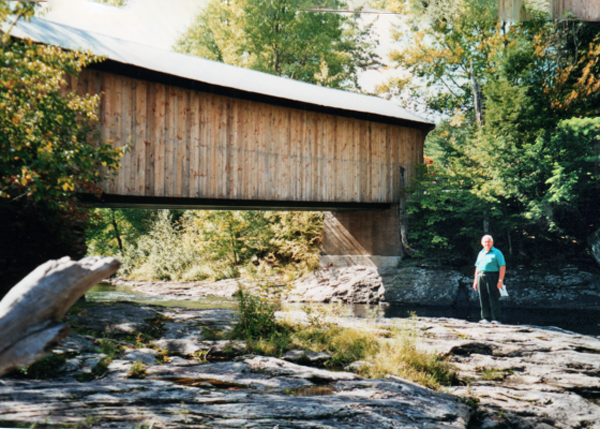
[481,236,493,251]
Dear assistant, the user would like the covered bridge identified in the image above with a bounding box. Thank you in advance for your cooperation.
[11,17,434,267]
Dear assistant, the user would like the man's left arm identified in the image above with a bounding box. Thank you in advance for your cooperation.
[497,265,506,289]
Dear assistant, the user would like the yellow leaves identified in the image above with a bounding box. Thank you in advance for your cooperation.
[61,179,75,192]
[449,112,466,127]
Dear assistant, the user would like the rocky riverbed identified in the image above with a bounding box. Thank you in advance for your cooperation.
[1,301,599,429]
[110,264,600,310]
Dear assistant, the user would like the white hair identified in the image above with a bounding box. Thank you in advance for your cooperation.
[481,235,494,242]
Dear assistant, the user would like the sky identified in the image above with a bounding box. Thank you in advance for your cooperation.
[38,0,406,94]
[40,0,207,51]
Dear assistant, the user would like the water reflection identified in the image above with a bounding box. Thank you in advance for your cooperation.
[86,283,237,310]
[380,304,600,336]
[86,284,600,336]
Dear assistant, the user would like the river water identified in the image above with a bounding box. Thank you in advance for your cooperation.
[86,283,600,337]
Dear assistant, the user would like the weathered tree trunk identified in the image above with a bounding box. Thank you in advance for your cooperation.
[398,167,416,256]
[0,256,120,376]
[470,61,484,126]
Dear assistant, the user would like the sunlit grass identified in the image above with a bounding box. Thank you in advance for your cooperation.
[228,289,457,390]
[359,328,458,389]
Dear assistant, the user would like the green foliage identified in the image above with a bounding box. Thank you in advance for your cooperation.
[98,339,119,359]
[230,288,279,340]
[186,210,272,272]
[528,117,600,239]
[90,209,323,282]
[294,324,380,367]
[118,210,200,281]
[479,367,509,381]
[225,291,455,389]
[0,2,123,295]
[385,1,600,262]
[5,353,67,380]
[265,211,323,280]
[86,208,157,256]
[175,0,379,90]
[0,2,123,211]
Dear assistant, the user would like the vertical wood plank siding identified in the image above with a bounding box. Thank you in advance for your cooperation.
[80,69,424,204]
[552,0,600,20]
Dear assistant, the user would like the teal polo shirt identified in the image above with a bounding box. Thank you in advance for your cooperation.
[475,247,506,272]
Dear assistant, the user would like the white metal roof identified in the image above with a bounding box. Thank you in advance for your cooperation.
[9,16,433,127]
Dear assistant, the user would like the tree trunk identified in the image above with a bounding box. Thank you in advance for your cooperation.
[0,256,120,376]
[470,60,484,126]
[111,209,124,255]
[398,167,415,256]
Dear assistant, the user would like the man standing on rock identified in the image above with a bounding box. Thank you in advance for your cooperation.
[473,235,506,325]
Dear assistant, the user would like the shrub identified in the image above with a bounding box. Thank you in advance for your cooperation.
[229,288,278,340]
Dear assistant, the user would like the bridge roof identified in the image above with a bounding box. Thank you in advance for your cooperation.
[9,17,433,129]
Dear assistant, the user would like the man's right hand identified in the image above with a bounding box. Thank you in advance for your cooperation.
[473,281,478,291]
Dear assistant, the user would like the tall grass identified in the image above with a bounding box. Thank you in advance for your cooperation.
[228,290,457,390]
[359,327,457,389]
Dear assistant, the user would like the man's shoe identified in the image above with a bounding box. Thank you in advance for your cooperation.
[479,319,491,325]
[491,320,501,325]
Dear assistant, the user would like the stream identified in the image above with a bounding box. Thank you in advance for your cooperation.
[86,283,600,336]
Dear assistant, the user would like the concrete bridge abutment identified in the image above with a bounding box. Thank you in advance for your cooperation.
[321,207,402,269]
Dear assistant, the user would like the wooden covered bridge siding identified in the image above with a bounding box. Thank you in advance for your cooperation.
[70,68,426,264]
[68,69,424,205]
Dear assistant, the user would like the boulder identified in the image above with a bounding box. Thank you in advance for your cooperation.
[588,227,600,267]
[287,266,385,303]
[381,267,465,306]
[414,317,600,429]
[290,264,600,309]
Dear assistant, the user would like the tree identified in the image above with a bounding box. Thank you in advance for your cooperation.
[0,1,123,294]
[377,0,499,121]
[95,209,324,282]
[530,117,600,240]
[86,209,157,256]
[382,0,600,263]
[175,0,379,89]
[379,0,600,122]
[0,3,123,212]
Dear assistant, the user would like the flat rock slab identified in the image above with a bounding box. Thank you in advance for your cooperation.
[0,303,472,428]
[2,302,599,429]
[67,303,166,336]
[0,367,471,428]
[412,317,600,429]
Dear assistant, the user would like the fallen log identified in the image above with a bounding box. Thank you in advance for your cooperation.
[0,256,120,376]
